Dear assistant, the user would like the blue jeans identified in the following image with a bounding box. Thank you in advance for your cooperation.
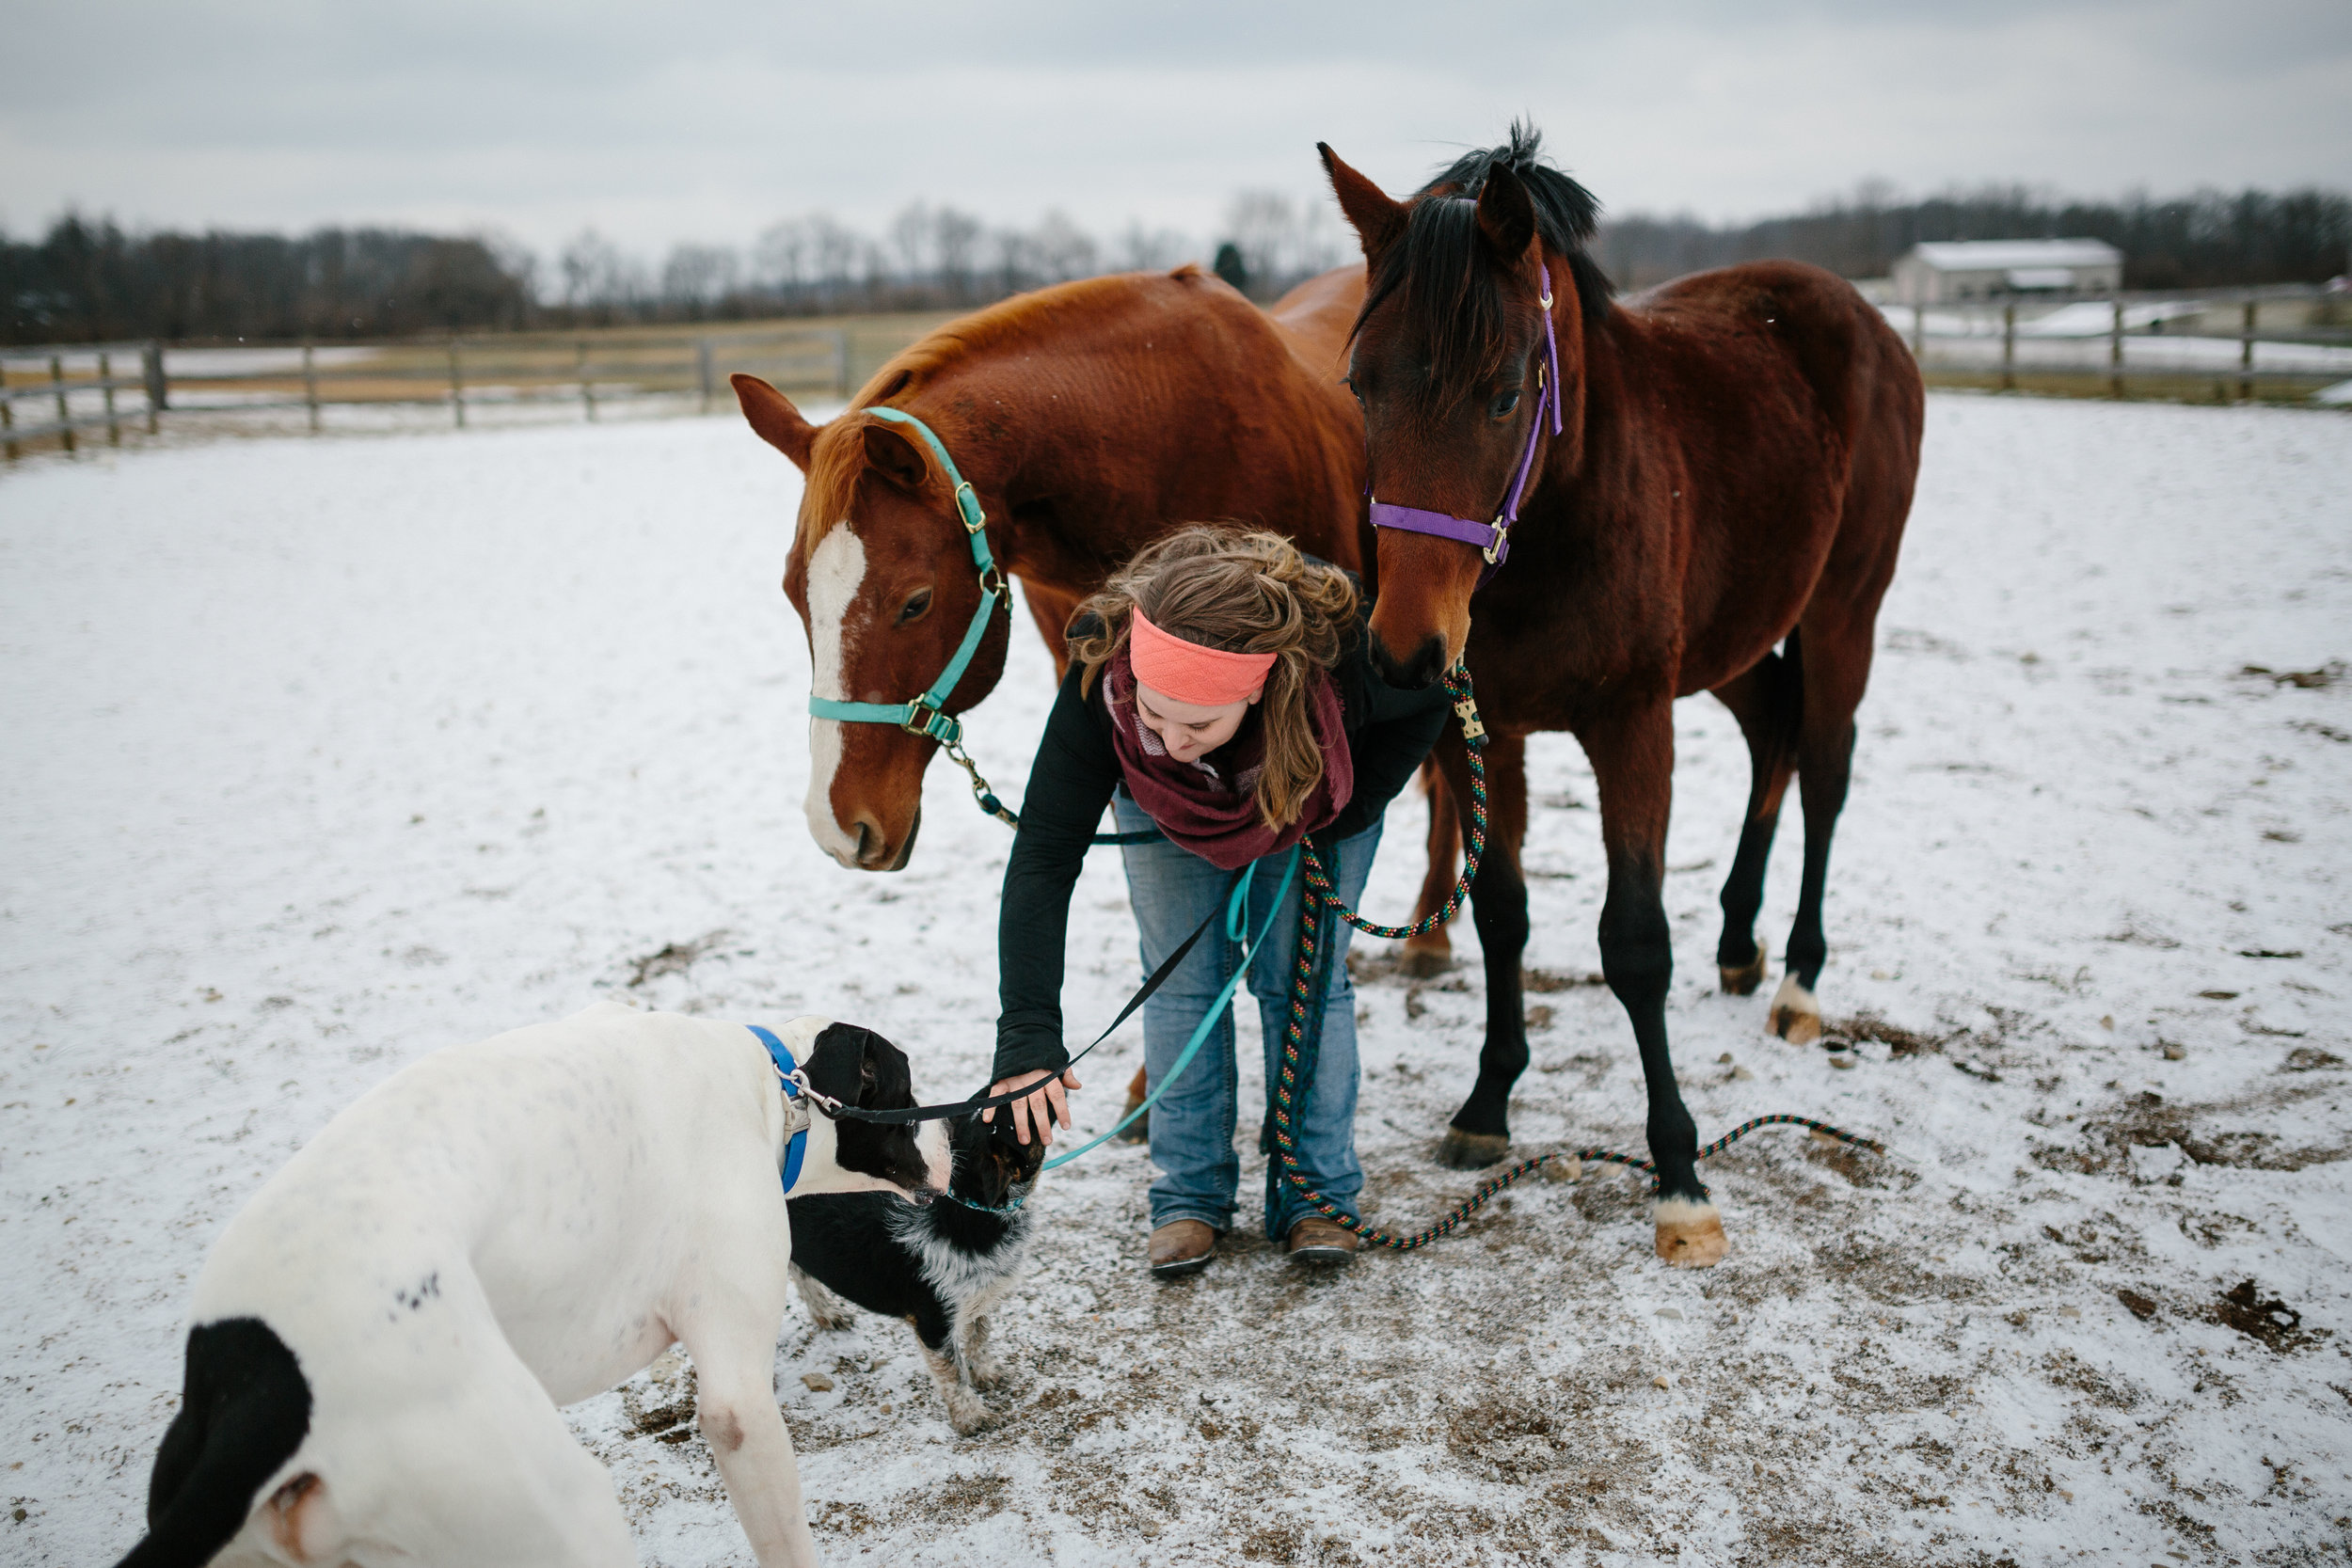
[1113,791,1383,1242]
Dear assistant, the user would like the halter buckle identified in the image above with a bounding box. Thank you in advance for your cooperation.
[900,696,959,745]
[1482,519,1510,565]
[954,482,986,534]
[977,562,1007,598]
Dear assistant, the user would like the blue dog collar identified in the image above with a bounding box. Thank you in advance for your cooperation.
[746,1025,811,1195]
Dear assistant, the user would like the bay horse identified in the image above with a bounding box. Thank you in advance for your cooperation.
[1319,125,1923,1267]
[731,262,1367,873]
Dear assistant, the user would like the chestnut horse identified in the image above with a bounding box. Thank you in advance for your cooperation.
[732,261,1366,873]
[1321,126,1923,1267]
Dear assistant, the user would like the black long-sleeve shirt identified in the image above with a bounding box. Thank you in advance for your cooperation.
[992,612,1450,1085]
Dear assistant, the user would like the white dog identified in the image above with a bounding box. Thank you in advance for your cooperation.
[110,1002,947,1568]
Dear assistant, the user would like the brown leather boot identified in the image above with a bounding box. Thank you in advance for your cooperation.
[1148,1219,1216,1278]
[1284,1216,1359,1267]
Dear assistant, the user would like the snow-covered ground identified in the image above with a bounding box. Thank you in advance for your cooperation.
[3,396,2348,1566]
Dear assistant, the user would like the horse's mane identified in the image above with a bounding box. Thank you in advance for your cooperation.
[1356,120,1614,403]
[803,268,1209,531]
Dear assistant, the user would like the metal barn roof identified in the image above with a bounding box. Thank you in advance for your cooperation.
[1906,240,2122,271]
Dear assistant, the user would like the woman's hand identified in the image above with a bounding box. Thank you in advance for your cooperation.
[981,1068,1082,1146]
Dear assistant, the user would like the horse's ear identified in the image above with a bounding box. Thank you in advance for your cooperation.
[861,420,930,493]
[1474,163,1538,262]
[1319,143,1405,260]
[731,374,817,471]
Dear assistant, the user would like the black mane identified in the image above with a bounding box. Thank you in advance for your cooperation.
[1357,120,1614,402]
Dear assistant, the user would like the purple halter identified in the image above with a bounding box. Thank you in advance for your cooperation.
[1367,266,1564,589]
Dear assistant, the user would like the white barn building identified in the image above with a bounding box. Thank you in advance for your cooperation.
[1891,239,2124,306]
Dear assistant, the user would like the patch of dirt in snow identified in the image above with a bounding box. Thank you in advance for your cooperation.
[7,399,2352,1566]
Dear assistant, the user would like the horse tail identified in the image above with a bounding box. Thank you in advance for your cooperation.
[113,1318,316,1568]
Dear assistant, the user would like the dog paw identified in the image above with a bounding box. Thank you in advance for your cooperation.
[946,1390,997,1435]
[964,1356,1006,1390]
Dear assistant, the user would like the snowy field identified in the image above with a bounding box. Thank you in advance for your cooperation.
[3,395,2349,1566]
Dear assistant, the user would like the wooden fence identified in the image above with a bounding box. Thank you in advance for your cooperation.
[8,291,2348,462]
[0,341,165,456]
[2,325,856,459]
[1898,285,2352,401]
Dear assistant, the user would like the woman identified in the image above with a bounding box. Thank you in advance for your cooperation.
[986,526,1449,1276]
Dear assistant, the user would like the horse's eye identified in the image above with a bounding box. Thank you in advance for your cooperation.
[1488,388,1522,420]
[897,588,933,625]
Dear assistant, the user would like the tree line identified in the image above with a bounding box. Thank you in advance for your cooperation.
[8,183,2345,346]
[1598,183,2352,293]
[3,220,534,345]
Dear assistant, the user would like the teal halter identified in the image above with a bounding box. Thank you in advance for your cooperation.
[804,405,1007,753]
[802,405,1155,845]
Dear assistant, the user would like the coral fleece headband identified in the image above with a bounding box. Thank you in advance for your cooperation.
[1129,608,1275,706]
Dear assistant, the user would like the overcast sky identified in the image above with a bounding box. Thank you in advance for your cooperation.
[5,0,2348,264]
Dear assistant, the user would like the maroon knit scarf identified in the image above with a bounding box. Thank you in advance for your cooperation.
[1104,649,1353,870]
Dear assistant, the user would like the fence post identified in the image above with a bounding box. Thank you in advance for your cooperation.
[2000,303,2016,391]
[100,350,120,445]
[2109,299,2124,399]
[1910,303,1924,359]
[448,337,467,429]
[51,355,76,455]
[303,340,321,434]
[576,341,596,421]
[833,329,850,396]
[142,341,166,430]
[2239,300,2256,403]
[0,360,15,462]
[696,338,714,414]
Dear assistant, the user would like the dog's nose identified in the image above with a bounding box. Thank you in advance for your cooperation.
[905,1185,939,1208]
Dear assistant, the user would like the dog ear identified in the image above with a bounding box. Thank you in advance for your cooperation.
[802,1022,868,1106]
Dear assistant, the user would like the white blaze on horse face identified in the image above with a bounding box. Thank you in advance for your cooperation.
[804,522,868,867]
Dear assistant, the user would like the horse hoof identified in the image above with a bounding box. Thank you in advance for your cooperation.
[1653,1199,1728,1268]
[1437,1128,1510,1169]
[1399,938,1453,979]
[1769,975,1822,1044]
[1719,938,1768,996]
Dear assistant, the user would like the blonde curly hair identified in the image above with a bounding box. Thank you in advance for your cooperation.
[1073,525,1358,832]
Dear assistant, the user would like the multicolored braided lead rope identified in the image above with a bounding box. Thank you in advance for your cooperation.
[1272,669,1887,1252]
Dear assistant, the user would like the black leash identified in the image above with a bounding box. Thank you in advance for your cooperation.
[809,864,1246,1125]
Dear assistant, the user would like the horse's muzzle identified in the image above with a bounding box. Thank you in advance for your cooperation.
[1368,629,1449,692]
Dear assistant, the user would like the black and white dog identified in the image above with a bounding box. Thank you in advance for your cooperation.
[787,1110,1044,1434]
[111,1003,947,1568]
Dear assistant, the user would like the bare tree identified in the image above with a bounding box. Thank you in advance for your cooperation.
[559,228,628,310]
[660,244,739,316]
[753,218,810,303]
[1223,191,1295,297]
[1029,210,1097,284]
[934,207,984,303]
[1120,220,1191,272]
[889,202,936,290]
[806,214,861,309]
